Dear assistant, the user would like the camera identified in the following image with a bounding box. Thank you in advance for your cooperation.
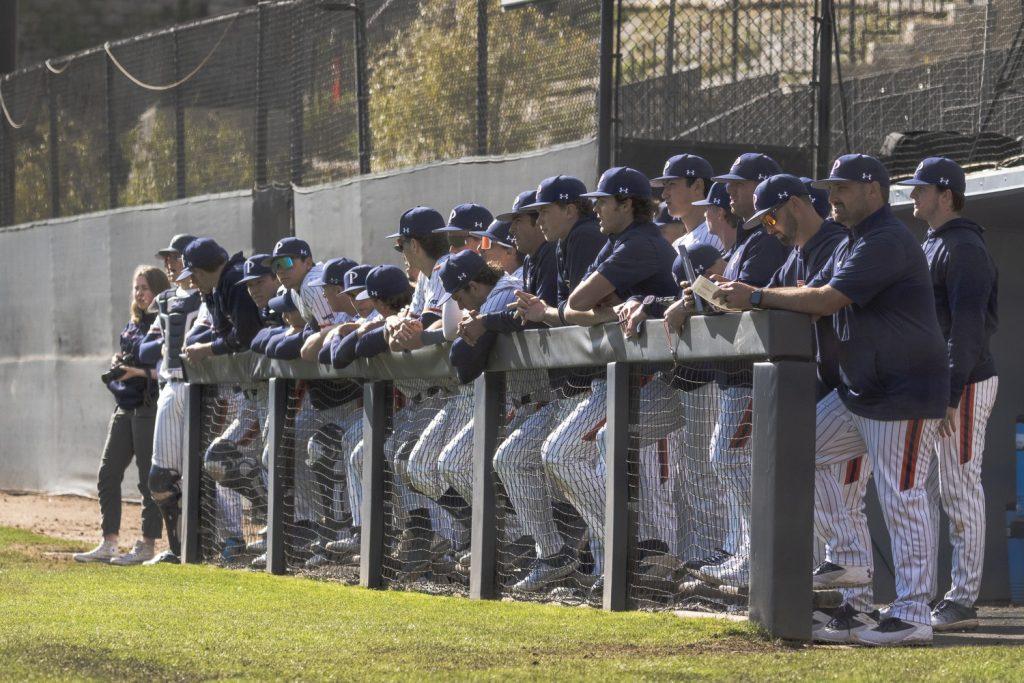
[101,352,137,384]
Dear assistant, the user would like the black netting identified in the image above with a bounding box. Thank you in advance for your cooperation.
[197,383,269,567]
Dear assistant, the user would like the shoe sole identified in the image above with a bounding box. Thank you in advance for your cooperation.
[693,569,748,589]
[110,559,151,566]
[932,619,979,632]
[512,562,580,593]
[813,577,872,589]
[73,556,114,564]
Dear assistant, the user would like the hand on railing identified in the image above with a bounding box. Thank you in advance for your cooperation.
[614,299,646,340]
[511,291,547,324]
[457,310,485,347]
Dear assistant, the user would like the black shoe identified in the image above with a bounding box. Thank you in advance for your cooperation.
[143,550,180,566]
[683,548,731,571]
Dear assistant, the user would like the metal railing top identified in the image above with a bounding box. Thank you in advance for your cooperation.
[183,310,814,384]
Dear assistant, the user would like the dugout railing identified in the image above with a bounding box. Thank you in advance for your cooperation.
[182,310,815,641]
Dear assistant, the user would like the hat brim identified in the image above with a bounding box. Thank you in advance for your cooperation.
[579,190,612,198]
[691,198,722,207]
[155,248,181,257]
[433,226,471,234]
[711,173,747,182]
[494,209,534,221]
[809,177,860,189]
[354,289,373,301]
[650,175,679,188]
[307,277,328,287]
[895,178,933,186]
[343,285,367,296]
[236,273,272,285]
[517,201,554,211]
[743,207,777,230]
[174,268,193,283]
[385,231,402,240]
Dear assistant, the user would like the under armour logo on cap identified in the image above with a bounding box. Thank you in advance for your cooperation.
[862,173,873,181]
[742,174,810,230]
[895,156,965,195]
[812,154,890,190]
[581,166,653,200]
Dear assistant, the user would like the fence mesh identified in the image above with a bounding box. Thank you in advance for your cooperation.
[197,383,269,567]
[5,0,1024,225]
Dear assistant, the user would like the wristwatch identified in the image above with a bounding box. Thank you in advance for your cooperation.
[749,289,764,310]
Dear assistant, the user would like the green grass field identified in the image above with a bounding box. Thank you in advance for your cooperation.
[0,526,1019,681]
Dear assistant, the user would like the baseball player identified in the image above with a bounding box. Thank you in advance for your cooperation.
[434,203,493,256]
[518,167,678,598]
[898,157,999,631]
[728,174,873,641]
[695,182,739,254]
[134,234,203,565]
[717,154,950,646]
[472,219,523,279]
[682,153,789,590]
[651,153,723,253]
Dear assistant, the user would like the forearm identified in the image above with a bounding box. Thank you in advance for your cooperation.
[759,286,841,317]
[562,305,616,327]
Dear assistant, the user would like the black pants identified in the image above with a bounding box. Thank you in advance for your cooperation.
[97,404,162,539]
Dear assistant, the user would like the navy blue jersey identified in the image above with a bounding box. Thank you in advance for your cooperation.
[587,220,679,300]
[265,328,304,360]
[207,252,263,355]
[809,205,949,420]
[450,274,520,384]
[331,328,363,369]
[107,312,158,410]
[250,326,278,355]
[724,224,792,287]
[768,219,847,399]
[922,217,998,406]
[556,216,605,304]
[483,239,558,333]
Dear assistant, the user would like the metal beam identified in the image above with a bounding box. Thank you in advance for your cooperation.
[359,380,390,589]
[266,377,291,575]
[180,383,204,563]
[603,362,631,610]
[469,371,503,600]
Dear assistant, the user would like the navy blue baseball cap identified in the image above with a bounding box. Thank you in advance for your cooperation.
[472,219,515,249]
[434,203,494,234]
[896,156,966,195]
[264,237,313,264]
[386,206,447,240]
[176,237,229,282]
[156,233,196,257]
[712,153,783,183]
[744,174,810,229]
[581,166,652,199]
[691,181,731,209]
[356,265,413,301]
[268,288,298,314]
[651,154,715,187]
[310,257,358,287]
[653,202,680,226]
[673,242,724,283]
[342,264,374,295]
[812,153,890,190]
[438,249,487,304]
[801,177,831,219]
[520,175,589,210]
[495,190,538,221]
[236,253,274,285]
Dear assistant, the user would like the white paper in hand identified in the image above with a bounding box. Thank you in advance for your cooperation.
[442,298,462,341]
[692,275,743,312]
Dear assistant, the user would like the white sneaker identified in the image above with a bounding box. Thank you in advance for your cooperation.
[853,617,932,646]
[812,561,872,589]
[73,540,118,564]
[697,553,749,588]
[110,540,155,566]
[815,604,879,644]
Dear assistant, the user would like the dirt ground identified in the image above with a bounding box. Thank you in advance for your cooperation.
[0,491,168,553]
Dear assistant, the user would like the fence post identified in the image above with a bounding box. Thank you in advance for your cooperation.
[180,383,204,563]
[266,377,291,575]
[603,361,632,611]
[597,0,615,175]
[104,56,119,209]
[173,30,187,200]
[47,71,60,218]
[470,371,503,600]
[475,0,488,156]
[730,0,740,81]
[749,360,815,641]
[814,0,834,179]
[353,0,371,173]
[254,3,269,186]
[360,380,390,589]
[288,6,304,186]
[0,0,14,225]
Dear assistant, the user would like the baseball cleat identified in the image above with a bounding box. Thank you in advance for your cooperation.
[144,550,180,565]
[812,561,872,589]
[250,552,268,570]
[109,540,155,566]
[853,617,932,646]
[246,538,267,556]
[304,552,331,569]
[815,604,879,644]
[683,548,731,572]
[511,551,580,593]
[73,540,118,564]
[325,533,360,558]
[811,607,838,639]
[696,554,749,588]
[930,599,979,632]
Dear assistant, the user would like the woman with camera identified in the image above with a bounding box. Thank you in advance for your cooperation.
[74,265,170,565]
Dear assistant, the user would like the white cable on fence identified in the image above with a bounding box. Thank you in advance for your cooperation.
[0,71,45,129]
[44,59,72,75]
[103,13,238,92]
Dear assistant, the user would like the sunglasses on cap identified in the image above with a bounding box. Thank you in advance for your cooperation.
[271,256,295,272]
[480,236,514,251]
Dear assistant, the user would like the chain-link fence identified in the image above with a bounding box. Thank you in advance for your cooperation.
[4,0,1022,226]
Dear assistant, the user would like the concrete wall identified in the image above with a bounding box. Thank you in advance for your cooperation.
[0,190,252,497]
[294,139,598,266]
